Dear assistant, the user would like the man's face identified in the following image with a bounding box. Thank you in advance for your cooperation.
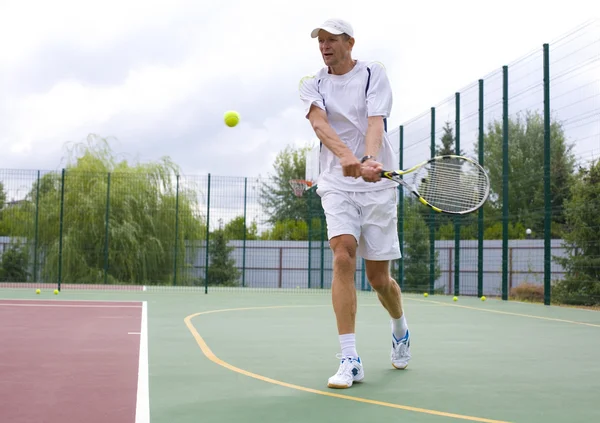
[317,30,354,67]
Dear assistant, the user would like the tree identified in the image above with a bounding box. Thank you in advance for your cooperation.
[259,217,324,241]
[0,182,5,211]
[3,134,205,285]
[553,160,600,305]
[0,243,29,282]
[222,215,258,240]
[258,144,325,226]
[402,199,441,292]
[0,182,7,236]
[205,219,241,286]
[476,110,576,236]
[435,121,465,156]
[418,121,467,234]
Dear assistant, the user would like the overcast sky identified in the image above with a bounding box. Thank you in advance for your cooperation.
[1,0,598,189]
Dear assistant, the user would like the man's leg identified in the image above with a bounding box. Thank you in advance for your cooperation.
[358,187,411,369]
[365,260,411,369]
[327,234,365,388]
[316,188,364,389]
[330,234,358,348]
[365,260,403,320]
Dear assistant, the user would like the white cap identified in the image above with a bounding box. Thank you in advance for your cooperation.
[310,18,354,38]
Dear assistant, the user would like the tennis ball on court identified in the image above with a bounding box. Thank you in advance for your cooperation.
[423,292,428,297]
[35,289,40,294]
[223,110,240,127]
[53,289,59,295]
[481,295,487,301]
[453,296,458,301]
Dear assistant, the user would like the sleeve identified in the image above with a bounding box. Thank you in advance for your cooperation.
[298,75,325,118]
[365,61,393,118]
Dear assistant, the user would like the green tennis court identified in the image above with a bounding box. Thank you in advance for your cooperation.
[2,288,598,423]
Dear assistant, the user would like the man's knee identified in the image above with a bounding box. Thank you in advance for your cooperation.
[330,235,357,267]
[365,261,393,291]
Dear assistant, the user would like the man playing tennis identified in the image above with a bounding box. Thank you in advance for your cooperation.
[299,18,411,389]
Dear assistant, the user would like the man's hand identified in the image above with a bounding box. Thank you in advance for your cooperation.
[340,153,362,178]
[361,160,383,182]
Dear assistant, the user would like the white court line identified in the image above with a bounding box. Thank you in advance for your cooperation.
[0,303,142,308]
[135,301,150,423]
[129,332,141,335]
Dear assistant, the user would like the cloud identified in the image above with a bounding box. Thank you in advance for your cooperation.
[0,0,596,183]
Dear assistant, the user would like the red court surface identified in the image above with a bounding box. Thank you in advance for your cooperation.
[0,299,145,423]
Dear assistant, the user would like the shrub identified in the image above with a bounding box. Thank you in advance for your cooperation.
[510,282,544,303]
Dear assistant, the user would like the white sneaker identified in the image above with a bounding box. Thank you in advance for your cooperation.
[391,327,411,369]
[327,354,364,389]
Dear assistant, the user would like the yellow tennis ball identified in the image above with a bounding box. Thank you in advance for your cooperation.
[423,292,428,297]
[35,289,40,294]
[54,289,59,295]
[481,295,486,301]
[223,110,240,127]
[453,296,458,301]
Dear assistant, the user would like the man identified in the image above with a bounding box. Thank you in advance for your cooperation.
[298,18,411,389]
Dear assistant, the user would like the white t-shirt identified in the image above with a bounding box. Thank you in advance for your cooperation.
[299,59,397,192]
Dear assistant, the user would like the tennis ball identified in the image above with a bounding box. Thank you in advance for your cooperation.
[53,289,59,295]
[35,289,40,294]
[223,110,240,127]
[481,295,487,301]
[453,296,458,301]
[423,292,428,297]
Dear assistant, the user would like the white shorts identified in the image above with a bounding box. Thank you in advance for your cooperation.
[316,186,401,261]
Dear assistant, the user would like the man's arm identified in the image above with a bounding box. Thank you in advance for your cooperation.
[307,105,362,177]
[363,115,384,158]
[361,62,392,182]
[360,115,385,182]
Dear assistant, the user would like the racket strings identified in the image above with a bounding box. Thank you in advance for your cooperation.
[414,160,488,212]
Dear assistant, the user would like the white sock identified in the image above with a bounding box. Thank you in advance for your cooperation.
[392,314,408,340]
[339,333,358,359]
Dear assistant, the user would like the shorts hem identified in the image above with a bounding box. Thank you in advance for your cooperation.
[360,253,402,261]
[327,230,360,244]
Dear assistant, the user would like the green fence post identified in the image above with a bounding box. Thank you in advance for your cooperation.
[242,177,247,288]
[57,168,65,292]
[361,258,367,291]
[454,92,461,297]
[104,172,111,284]
[429,107,436,295]
[33,170,40,282]
[204,173,211,294]
[398,125,404,290]
[543,43,551,306]
[307,190,312,289]
[320,216,325,289]
[502,65,509,301]
[478,79,485,298]
[173,174,180,286]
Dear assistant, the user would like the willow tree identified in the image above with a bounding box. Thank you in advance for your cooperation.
[20,134,205,285]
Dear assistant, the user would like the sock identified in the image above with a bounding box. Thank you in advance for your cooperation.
[339,333,358,359]
[392,314,408,340]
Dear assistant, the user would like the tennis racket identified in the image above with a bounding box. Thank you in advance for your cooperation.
[380,155,490,215]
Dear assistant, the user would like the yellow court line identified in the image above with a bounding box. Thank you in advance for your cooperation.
[184,306,513,423]
[406,298,600,328]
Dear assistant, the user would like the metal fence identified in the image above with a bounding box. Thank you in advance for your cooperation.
[0,20,598,305]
